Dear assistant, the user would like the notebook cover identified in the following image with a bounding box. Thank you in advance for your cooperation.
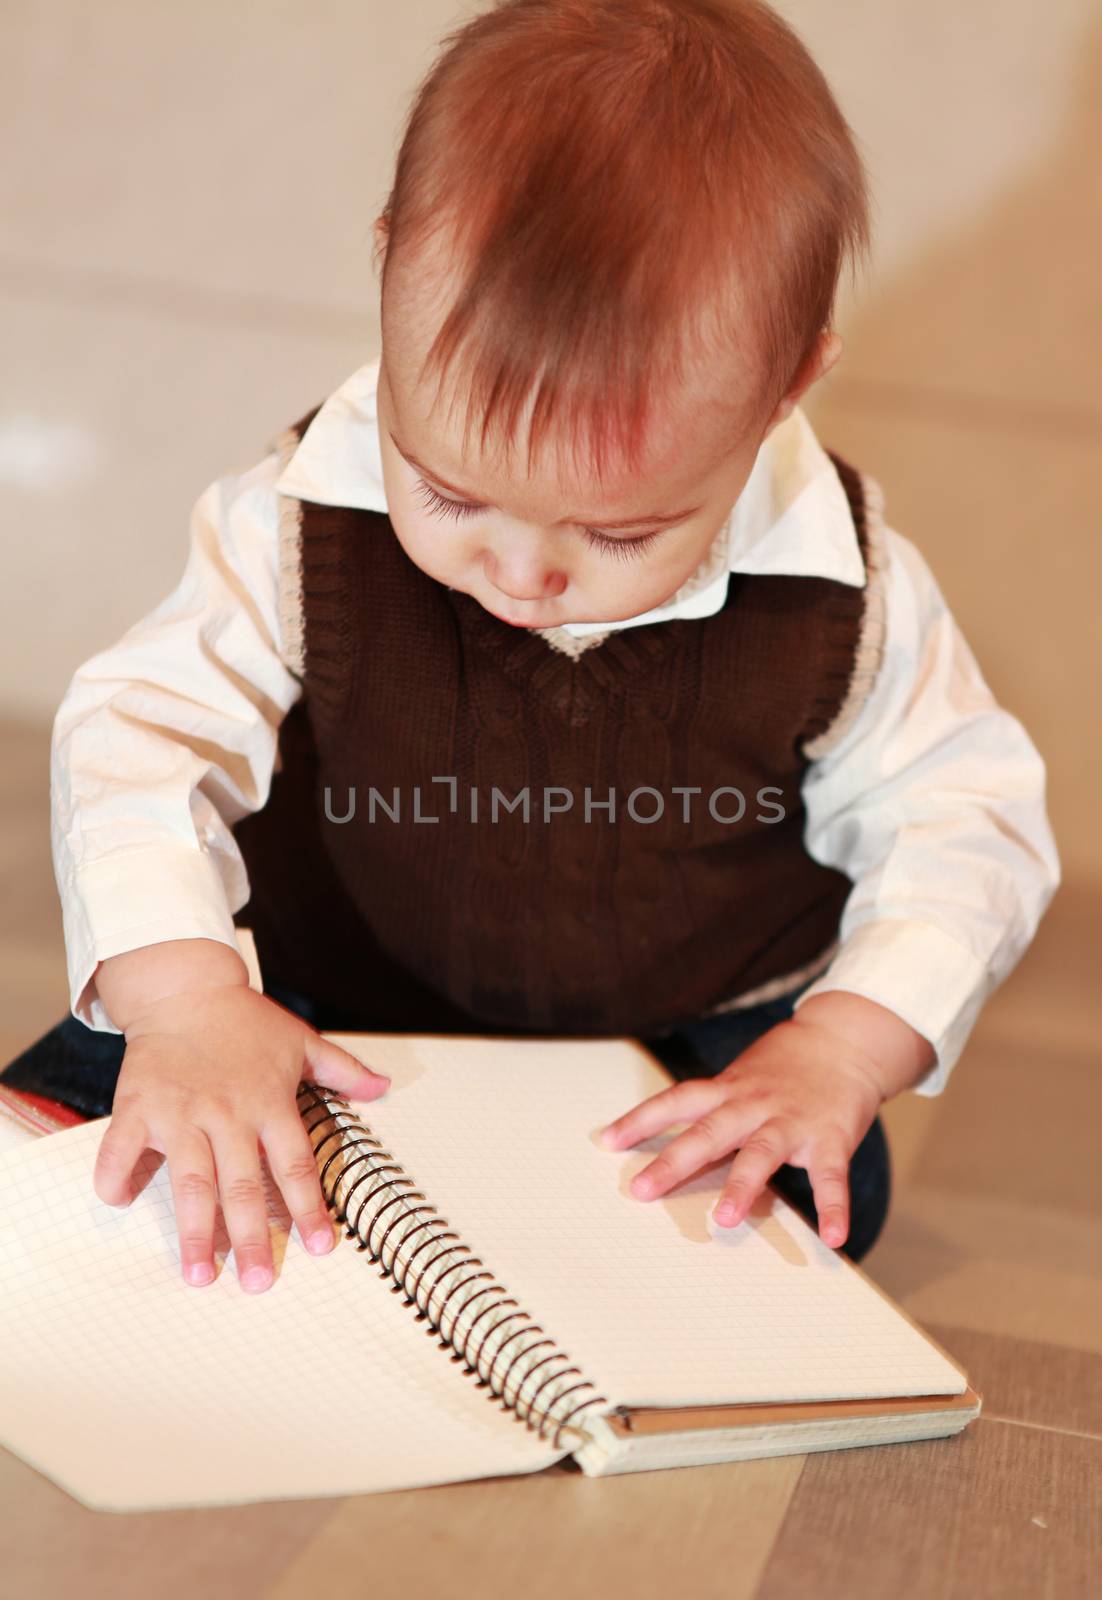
[605,1385,982,1439]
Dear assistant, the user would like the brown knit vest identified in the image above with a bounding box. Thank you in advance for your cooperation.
[231,411,885,1037]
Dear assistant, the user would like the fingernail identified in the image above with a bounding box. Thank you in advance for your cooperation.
[241,1265,272,1292]
[714,1202,738,1226]
[599,1127,617,1148]
[186,1262,214,1286]
[307,1228,333,1255]
[631,1174,655,1197]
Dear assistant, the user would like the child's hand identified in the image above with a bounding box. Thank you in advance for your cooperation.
[92,981,390,1292]
[600,993,934,1250]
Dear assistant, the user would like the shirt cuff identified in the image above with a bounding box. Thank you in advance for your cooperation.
[792,918,990,1095]
[63,845,248,1033]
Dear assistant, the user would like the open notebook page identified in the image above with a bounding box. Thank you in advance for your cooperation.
[335,1033,966,1411]
[0,1118,567,1513]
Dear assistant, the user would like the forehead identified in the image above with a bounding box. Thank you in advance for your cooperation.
[382,281,759,508]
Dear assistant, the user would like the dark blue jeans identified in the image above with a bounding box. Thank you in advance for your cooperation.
[0,979,890,1260]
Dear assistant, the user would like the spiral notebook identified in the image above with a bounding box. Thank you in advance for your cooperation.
[0,1032,979,1513]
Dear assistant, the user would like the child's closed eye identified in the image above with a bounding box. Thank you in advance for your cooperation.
[413,477,483,522]
[580,527,661,561]
[414,475,663,560]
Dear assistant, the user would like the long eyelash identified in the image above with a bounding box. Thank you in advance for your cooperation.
[582,528,661,562]
[415,474,661,561]
[413,477,482,521]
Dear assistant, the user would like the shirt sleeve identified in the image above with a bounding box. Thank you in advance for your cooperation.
[795,524,1060,1095]
[50,451,302,1033]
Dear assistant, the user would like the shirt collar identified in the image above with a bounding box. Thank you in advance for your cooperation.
[275,354,865,637]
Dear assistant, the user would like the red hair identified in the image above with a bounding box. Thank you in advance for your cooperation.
[378,0,870,480]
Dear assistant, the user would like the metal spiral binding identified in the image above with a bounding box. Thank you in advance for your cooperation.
[297,1081,610,1451]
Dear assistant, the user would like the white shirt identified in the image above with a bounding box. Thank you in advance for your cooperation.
[50,357,1060,1094]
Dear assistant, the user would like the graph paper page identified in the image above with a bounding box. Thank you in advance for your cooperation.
[335,1033,965,1410]
[0,1118,566,1512]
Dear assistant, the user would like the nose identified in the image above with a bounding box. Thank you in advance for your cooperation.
[483,548,567,602]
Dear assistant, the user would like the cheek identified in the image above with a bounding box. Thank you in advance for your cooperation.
[579,528,723,611]
[594,531,709,594]
[389,505,473,577]
[570,546,687,613]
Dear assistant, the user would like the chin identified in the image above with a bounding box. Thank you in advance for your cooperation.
[476,591,628,630]
[471,594,549,627]
[483,605,548,628]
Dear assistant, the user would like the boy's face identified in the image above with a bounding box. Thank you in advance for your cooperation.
[376,242,838,629]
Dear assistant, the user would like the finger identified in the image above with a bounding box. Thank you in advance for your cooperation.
[808,1145,851,1249]
[600,1078,732,1152]
[259,1112,336,1258]
[92,1107,152,1207]
[207,1126,276,1294]
[712,1120,795,1229]
[163,1127,220,1288]
[302,1031,391,1100]
[628,1099,764,1201]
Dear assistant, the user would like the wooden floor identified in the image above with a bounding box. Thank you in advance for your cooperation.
[0,716,1098,1599]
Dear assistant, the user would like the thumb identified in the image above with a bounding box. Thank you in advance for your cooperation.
[301,1031,391,1100]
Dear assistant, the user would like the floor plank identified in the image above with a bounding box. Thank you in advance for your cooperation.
[755,1417,1100,1600]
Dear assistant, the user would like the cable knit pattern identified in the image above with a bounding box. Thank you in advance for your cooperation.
[232,416,878,1035]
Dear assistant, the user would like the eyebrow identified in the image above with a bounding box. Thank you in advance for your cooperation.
[389,431,702,531]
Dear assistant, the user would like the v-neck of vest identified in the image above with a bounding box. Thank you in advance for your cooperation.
[447,587,677,702]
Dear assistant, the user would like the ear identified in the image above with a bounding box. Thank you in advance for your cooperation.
[762,331,843,437]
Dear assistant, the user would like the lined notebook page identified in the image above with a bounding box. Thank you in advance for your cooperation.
[0,1119,566,1513]
[334,1033,966,1410]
